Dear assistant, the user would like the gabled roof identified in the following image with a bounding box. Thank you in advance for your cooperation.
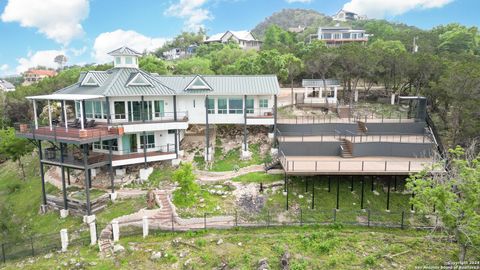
[108,46,142,56]
[206,30,258,42]
[154,75,280,95]
[55,68,175,97]
[126,72,153,87]
[0,79,15,91]
[184,75,212,91]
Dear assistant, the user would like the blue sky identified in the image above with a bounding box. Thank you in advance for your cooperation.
[0,0,478,76]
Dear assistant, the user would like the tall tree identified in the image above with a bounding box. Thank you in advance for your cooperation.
[283,53,303,106]
[336,43,364,104]
[407,145,480,262]
[302,41,337,96]
[0,128,34,180]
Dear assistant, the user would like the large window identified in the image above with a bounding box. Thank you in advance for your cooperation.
[246,98,254,114]
[217,98,227,114]
[228,98,243,114]
[93,139,118,151]
[140,133,155,149]
[259,99,269,108]
[85,101,94,118]
[154,100,164,117]
[75,101,81,118]
[207,98,215,114]
[125,57,133,65]
[115,57,121,65]
[94,101,102,119]
[114,101,126,119]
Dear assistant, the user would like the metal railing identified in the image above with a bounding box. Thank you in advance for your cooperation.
[109,111,189,124]
[112,144,176,156]
[42,148,107,167]
[246,107,274,118]
[277,110,416,125]
[14,122,120,142]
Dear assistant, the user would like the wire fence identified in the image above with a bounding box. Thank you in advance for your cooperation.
[0,208,438,264]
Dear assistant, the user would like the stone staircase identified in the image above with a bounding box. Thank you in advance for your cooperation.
[340,139,353,158]
[98,224,114,257]
[152,190,175,226]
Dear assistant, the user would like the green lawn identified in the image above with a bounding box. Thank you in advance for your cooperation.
[123,166,174,189]
[96,196,147,225]
[231,171,284,184]
[174,184,236,218]
[2,225,469,269]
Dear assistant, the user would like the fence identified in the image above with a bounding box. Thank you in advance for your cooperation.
[1,208,438,264]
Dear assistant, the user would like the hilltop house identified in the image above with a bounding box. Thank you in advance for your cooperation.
[22,69,57,86]
[316,26,369,46]
[16,46,279,217]
[332,9,367,22]
[204,31,262,50]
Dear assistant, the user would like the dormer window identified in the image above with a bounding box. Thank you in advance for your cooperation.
[115,57,121,65]
[127,73,152,87]
[185,76,212,91]
[81,73,99,86]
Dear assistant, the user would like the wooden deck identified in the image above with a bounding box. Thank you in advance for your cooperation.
[278,134,432,144]
[16,124,120,144]
[280,155,437,175]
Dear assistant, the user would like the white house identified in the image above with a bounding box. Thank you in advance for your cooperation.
[205,31,262,50]
[299,79,339,107]
[0,79,15,92]
[332,9,367,22]
[317,27,368,46]
[21,47,279,168]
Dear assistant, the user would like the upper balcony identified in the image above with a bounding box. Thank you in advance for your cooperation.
[110,111,189,132]
[15,122,121,144]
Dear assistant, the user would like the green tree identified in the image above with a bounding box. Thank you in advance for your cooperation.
[336,43,364,103]
[172,163,200,207]
[256,50,287,80]
[0,128,34,180]
[262,25,297,53]
[174,57,214,75]
[302,41,337,94]
[283,53,303,105]
[407,146,480,261]
[435,24,479,55]
[139,55,169,75]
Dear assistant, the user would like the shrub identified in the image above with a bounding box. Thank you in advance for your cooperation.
[172,163,200,207]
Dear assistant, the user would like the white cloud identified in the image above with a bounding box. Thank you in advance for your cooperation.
[70,46,88,57]
[0,64,9,72]
[165,0,212,31]
[285,0,312,3]
[16,50,65,73]
[343,0,453,18]
[92,29,168,63]
[1,0,89,44]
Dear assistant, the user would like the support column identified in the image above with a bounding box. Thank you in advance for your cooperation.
[243,95,247,151]
[60,143,68,216]
[371,176,374,191]
[142,131,147,169]
[411,182,415,212]
[173,96,179,158]
[38,140,47,211]
[205,95,210,162]
[48,100,53,131]
[328,176,331,192]
[105,97,111,125]
[62,100,68,132]
[82,144,91,216]
[336,176,340,210]
[108,139,115,195]
[311,177,315,209]
[286,176,289,211]
[394,175,397,191]
[350,176,354,192]
[283,172,287,192]
[361,176,365,210]
[273,95,278,146]
[386,176,391,211]
[67,167,71,185]
[79,100,85,130]
[33,100,38,129]
[305,177,308,193]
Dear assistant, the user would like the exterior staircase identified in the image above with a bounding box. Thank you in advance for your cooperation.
[152,190,175,225]
[356,121,368,135]
[340,139,353,158]
[264,156,281,171]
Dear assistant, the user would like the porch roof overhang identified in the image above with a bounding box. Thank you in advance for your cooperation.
[26,94,105,101]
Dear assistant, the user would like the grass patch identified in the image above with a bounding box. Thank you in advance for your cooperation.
[210,143,267,172]
[231,172,284,184]
[174,184,235,218]
[124,167,174,189]
[96,196,147,225]
[3,225,467,269]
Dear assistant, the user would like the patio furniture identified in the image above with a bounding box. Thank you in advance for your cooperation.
[68,119,80,128]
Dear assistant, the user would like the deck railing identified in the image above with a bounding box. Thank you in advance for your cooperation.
[109,111,188,124]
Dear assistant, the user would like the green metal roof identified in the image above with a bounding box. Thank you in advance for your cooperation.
[155,75,280,95]
[54,69,279,98]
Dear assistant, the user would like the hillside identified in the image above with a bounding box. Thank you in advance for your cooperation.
[252,8,335,39]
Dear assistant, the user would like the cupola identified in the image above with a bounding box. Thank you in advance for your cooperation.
[108,46,142,68]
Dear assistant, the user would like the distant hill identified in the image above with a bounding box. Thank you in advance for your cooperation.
[252,9,336,39]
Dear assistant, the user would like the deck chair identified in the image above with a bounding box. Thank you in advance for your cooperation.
[68,118,80,128]
[86,119,96,128]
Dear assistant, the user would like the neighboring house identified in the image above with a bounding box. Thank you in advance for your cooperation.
[22,69,57,86]
[332,9,367,21]
[296,79,339,108]
[162,45,198,60]
[316,26,368,46]
[204,31,262,50]
[0,79,15,92]
[288,26,305,33]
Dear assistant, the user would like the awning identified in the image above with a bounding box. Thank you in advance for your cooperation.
[26,94,105,101]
